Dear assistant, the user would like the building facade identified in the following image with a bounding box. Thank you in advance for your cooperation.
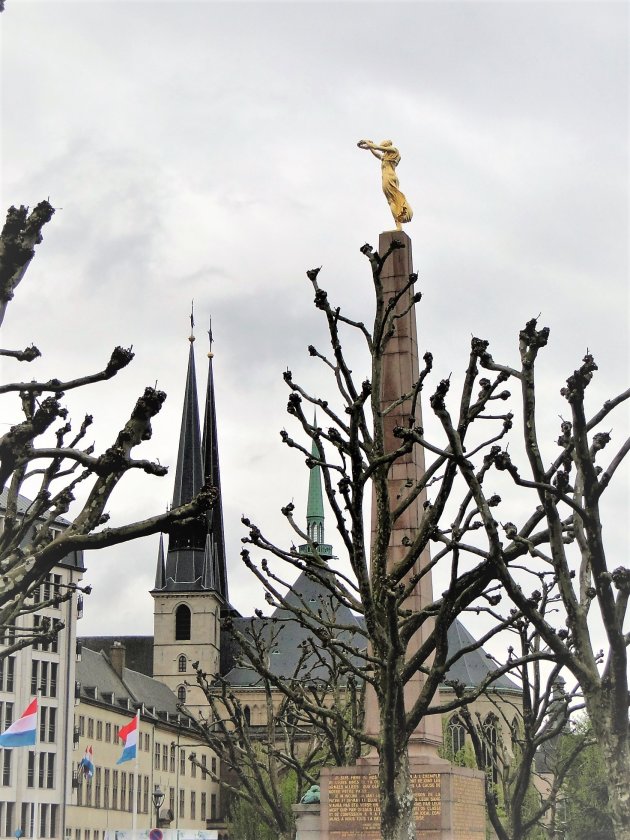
[0,493,84,840]
[66,644,218,839]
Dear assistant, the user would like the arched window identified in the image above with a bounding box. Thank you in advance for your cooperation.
[177,685,187,704]
[482,714,499,785]
[447,715,466,757]
[175,605,191,641]
[243,705,251,726]
[178,655,187,673]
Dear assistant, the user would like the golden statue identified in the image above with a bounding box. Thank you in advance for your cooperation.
[357,139,413,230]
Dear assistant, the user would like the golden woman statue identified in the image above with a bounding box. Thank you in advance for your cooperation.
[357,139,413,230]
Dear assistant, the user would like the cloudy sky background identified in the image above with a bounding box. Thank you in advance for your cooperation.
[1,1,627,638]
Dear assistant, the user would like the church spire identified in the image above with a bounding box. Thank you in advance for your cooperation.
[201,320,229,602]
[155,311,207,590]
[299,420,332,559]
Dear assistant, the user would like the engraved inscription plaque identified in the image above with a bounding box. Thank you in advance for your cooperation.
[328,772,442,839]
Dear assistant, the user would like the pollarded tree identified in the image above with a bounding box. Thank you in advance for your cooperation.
[0,203,215,655]
[235,238,581,840]
[185,609,365,840]
[451,330,630,838]
[454,591,591,840]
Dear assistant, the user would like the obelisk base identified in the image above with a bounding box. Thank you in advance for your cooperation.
[318,762,486,840]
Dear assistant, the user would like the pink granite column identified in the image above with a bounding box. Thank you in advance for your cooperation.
[364,230,443,758]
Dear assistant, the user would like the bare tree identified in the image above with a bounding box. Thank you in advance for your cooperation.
[230,235,628,840]
[457,329,630,838]
[453,593,591,840]
[0,203,216,655]
[231,238,576,840]
[186,614,364,840]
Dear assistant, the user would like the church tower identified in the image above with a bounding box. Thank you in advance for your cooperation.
[152,321,229,710]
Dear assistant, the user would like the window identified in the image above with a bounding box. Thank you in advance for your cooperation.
[180,749,186,776]
[120,772,127,811]
[96,720,103,740]
[105,723,112,743]
[51,804,58,838]
[47,753,55,788]
[3,703,13,730]
[179,788,185,820]
[211,756,217,775]
[211,793,217,820]
[175,604,191,641]
[448,715,466,756]
[87,718,94,739]
[154,742,160,770]
[48,707,56,742]
[482,714,499,785]
[169,787,175,814]
[177,685,186,704]
[39,707,48,742]
[143,775,149,814]
[6,658,14,692]
[113,725,120,742]
[1,750,11,786]
[144,733,150,751]
[38,752,45,787]
[165,744,171,772]
[31,660,39,695]
[201,754,208,777]
[178,655,186,672]
[39,802,47,837]
[79,716,85,736]
[40,661,49,696]
[128,774,134,812]
[191,756,196,778]
[95,767,101,808]
[243,705,251,726]
[112,770,119,810]
[27,751,35,787]
[50,663,58,697]
[190,791,196,821]
[104,768,110,809]
[201,792,207,821]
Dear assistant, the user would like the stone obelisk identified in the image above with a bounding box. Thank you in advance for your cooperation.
[363,228,443,757]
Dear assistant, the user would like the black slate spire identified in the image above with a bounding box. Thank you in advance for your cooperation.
[159,324,207,590]
[201,321,229,602]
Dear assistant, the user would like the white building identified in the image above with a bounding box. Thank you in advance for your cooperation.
[0,490,85,839]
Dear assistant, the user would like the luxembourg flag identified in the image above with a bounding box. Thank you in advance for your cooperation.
[0,698,37,747]
[116,712,138,764]
[79,745,94,778]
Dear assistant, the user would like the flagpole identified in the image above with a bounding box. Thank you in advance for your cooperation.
[32,692,39,840]
[131,708,139,836]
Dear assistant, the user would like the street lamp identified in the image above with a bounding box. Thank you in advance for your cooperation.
[152,785,165,828]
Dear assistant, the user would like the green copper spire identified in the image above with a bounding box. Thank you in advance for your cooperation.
[299,432,332,559]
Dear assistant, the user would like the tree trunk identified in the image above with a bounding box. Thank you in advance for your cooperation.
[599,733,630,840]
[379,744,416,840]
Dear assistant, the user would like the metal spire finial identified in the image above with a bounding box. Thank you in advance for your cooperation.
[189,301,195,343]
[208,316,214,359]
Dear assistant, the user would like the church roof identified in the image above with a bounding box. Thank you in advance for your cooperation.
[221,571,519,693]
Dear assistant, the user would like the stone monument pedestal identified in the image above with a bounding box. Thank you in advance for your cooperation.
[318,760,486,840]
[293,802,322,839]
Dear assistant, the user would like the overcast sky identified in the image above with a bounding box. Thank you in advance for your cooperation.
[1,1,628,638]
